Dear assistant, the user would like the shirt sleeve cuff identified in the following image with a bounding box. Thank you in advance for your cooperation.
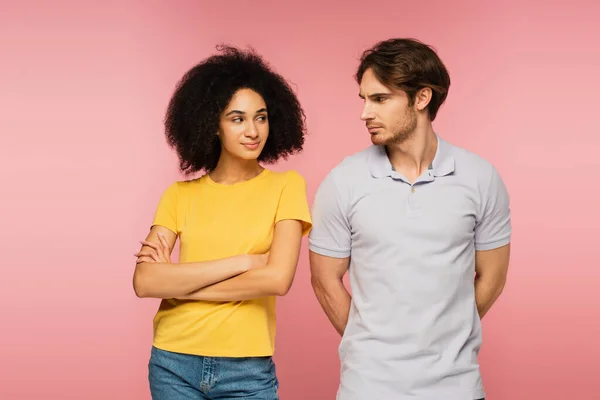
[475,237,511,251]
[308,244,351,258]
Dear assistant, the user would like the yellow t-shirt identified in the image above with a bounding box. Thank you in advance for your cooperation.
[150,169,312,357]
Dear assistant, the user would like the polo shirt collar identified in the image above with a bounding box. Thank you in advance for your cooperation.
[369,133,455,179]
[431,135,455,177]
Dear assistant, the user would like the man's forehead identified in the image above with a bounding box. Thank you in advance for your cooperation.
[359,83,399,97]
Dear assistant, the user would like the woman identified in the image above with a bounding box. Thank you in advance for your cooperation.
[133,45,312,399]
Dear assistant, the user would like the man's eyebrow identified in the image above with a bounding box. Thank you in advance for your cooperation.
[359,92,392,99]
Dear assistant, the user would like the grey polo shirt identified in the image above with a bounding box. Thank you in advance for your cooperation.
[309,135,511,400]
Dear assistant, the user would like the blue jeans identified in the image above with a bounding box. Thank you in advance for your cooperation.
[148,346,279,399]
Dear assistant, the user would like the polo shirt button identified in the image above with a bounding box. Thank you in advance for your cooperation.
[411,187,415,193]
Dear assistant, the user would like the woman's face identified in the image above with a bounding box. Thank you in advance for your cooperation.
[217,88,269,162]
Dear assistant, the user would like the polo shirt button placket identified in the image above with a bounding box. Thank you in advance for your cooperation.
[407,183,422,217]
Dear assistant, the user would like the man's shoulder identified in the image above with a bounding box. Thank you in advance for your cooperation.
[327,145,376,182]
[444,138,496,179]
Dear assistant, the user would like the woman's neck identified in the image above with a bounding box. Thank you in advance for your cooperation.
[209,155,264,185]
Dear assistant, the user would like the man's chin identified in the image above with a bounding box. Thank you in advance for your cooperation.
[371,132,414,146]
[370,133,390,146]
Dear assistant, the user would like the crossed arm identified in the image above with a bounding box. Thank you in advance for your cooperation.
[133,219,304,301]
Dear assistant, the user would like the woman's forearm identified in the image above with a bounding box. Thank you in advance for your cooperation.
[177,266,288,302]
[133,255,252,299]
[176,220,305,302]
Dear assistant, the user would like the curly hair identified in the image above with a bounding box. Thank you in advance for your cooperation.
[164,45,306,175]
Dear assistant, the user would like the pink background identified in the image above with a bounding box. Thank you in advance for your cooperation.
[2,0,599,398]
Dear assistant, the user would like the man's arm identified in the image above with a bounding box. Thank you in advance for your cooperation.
[309,251,351,336]
[307,169,352,336]
[475,243,510,319]
[178,219,304,302]
[474,164,512,319]
[133,226,265,299]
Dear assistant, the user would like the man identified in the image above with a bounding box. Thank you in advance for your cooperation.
[308,38,511,400]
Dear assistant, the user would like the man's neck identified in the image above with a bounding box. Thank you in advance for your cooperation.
[386,125,437,183]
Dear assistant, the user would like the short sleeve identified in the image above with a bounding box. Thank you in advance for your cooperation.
[275,171,312,236]
[308,171,351,258]
[475,166,511,251]
[151,182,179,234]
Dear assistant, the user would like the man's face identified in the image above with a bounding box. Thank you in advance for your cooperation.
[359,68,417,146]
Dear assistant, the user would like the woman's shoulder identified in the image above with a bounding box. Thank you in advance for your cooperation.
[264,169,306,184]
[160,175,205,196]
[176,175,205,186]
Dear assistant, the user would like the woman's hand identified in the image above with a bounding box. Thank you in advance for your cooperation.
[135,232,172,264]
[133,232,266,271]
